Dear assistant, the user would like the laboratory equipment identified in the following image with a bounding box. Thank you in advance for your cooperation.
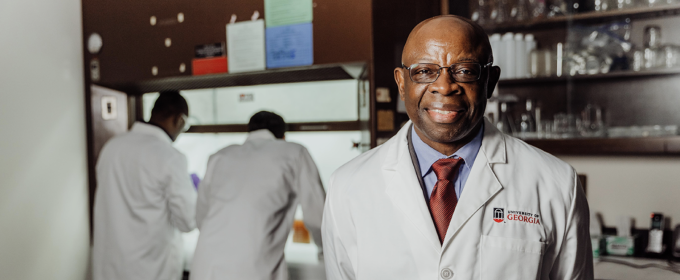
[646,213,665,254]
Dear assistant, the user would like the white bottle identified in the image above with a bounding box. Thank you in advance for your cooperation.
[502,32,516,79]
[489,33,502,77]
[514,33,526,79]
[525,34,536,78]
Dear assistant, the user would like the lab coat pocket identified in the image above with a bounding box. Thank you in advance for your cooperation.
[480,235,545,280]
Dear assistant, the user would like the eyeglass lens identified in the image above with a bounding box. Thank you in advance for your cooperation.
[409,63,482,83]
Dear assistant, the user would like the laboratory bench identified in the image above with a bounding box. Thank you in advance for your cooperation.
[179,257,680,280]
[182,262,327,280]
[595,256,680,279]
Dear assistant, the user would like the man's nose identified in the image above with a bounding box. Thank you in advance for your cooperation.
[428,67,461,96]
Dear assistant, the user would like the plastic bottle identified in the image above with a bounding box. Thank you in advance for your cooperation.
[490,34,502,69]
[501,32,516,79]
[525,34,536,78]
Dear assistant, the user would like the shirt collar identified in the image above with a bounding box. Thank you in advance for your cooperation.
[130,122,173,144]
[411,123,484,176]
[246,129,276,141]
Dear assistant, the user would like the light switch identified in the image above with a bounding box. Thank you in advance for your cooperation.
[101,96,117,120]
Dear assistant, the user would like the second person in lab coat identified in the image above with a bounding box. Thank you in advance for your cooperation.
[190,111,326,280]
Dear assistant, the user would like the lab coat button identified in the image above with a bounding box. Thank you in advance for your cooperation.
[440,268,453,279]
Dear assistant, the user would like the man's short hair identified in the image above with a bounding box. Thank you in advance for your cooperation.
[151,90,189,119]
[248,111,286,139]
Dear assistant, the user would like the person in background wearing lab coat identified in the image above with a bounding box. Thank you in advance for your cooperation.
[322,15,593,280]
[93,91,197,280]
[190,111,325,280]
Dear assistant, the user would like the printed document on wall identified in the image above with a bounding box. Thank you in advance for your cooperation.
[266,23,313,68]
[227,19,266,73]
[264,0,313,27]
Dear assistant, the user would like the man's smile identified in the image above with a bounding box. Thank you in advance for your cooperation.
[423,103,466,123]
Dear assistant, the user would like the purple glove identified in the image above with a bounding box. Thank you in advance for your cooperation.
[190,173,201,190]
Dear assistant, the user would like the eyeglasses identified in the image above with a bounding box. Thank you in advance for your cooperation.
[401,62,493,84]
[181,114,191,132]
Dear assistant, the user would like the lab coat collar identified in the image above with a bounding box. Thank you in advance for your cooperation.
[382,118,506,253]
[246,129,277,142]
[410,123,484,179]
[131,122,173,144]
[480,118,507,164]
[383,121,442,253]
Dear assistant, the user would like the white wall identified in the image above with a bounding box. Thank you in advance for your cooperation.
[559,156,680,229]
[0,0,89,279]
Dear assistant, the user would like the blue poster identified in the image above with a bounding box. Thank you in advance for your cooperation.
[266,22,313,69]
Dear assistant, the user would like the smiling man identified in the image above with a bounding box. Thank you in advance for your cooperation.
[322,15,593,280]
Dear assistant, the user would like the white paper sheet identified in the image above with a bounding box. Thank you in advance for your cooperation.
[227,19,266,73]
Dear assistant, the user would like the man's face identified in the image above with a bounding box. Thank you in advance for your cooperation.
[395,20,498,147]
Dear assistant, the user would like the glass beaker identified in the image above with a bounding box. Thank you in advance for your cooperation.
[642,26,662,69]
[580,104,605,137]
[632,49,644,71]
[554,113,578,138]
[511,0,530,22]
[491,0,510,24]
[497,102,517,135]
[471,0,489,25]
[528,0,547,19]
[662,45,680,68]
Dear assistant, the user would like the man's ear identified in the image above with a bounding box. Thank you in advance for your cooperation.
[486,66,501,99]
[173,114,183,128]
[394,67,407,101]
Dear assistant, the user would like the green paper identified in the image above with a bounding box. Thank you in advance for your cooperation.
[264,0,313,27]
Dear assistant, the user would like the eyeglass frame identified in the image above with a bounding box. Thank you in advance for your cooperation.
[400,61,494,84]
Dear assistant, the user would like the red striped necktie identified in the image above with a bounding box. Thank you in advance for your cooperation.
[429,157,464,244]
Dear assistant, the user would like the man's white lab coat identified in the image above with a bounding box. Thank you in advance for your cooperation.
[322,119,593,280]
[190,129,325,280]
[93,122,197,280]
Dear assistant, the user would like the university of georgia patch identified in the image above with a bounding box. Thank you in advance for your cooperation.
[492,208,541,225]
[493,208,504,223]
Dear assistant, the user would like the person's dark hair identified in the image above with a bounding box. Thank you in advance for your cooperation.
[248,111,286,139]
[150,90,189,119]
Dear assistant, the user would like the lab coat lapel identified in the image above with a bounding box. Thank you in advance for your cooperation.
[383,122,442,254]
[442,119,507,250]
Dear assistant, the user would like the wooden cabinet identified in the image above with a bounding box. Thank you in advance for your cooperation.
[82,0,372,84]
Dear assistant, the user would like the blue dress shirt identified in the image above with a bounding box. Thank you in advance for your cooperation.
[411,124,484,200]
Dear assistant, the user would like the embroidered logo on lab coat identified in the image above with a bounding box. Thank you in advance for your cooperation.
[507,210,541,225]
[493,208,541,225]
[493,208,505,223]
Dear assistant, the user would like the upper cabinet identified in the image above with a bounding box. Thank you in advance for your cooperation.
[82,0,372,85]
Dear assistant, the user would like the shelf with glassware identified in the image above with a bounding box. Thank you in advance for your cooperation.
[493,98,680,155]
[474,0,680,33]
[473,0,680,155]
[488,21,680,83]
